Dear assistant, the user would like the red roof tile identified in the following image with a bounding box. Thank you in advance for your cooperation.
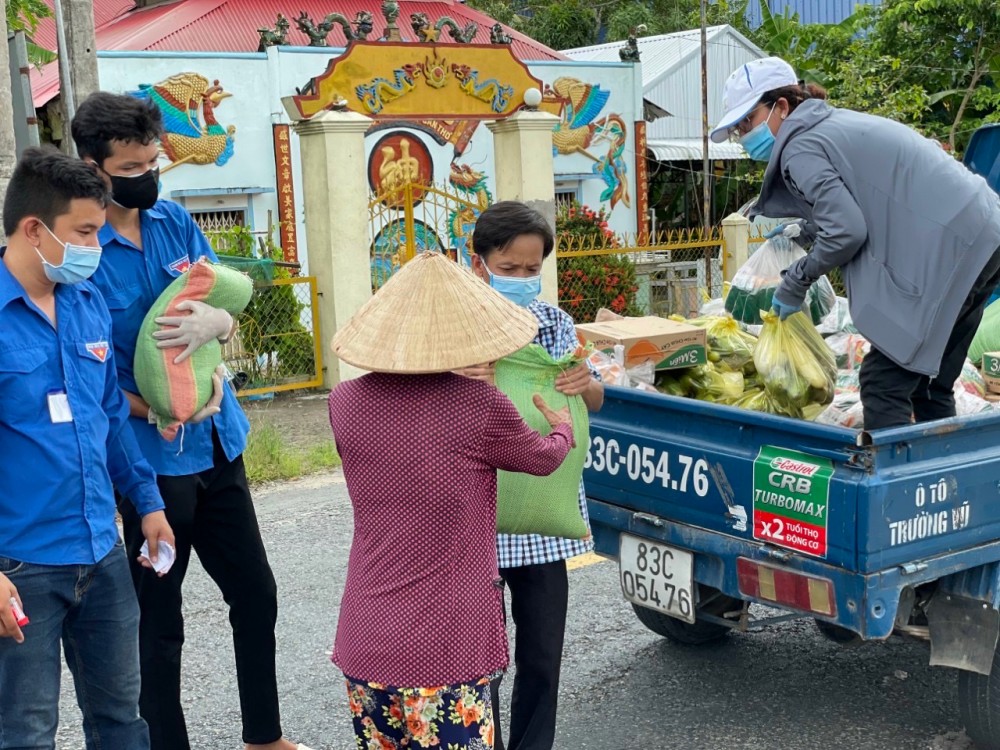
[31,0,563,105]
[31,0,137,52]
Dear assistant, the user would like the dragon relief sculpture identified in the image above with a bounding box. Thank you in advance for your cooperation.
[295,11,330,46]
[451,64,514,113]
[129,74,236,168]
[410,13,478,43]
[619,25,646,62]
[295,10,373,46]
[355,65,419,114]
[257,14,290,52]
[490,23,512,45]
[448,162,493,266]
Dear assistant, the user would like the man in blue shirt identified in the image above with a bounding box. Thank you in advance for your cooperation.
[71,93,309,750]
[0,147,174,748]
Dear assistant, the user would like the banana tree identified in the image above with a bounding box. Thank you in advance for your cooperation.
[6,0,55,66]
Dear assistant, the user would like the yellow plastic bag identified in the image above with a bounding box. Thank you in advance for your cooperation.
[753,311,836,413]
[670,314,757,371]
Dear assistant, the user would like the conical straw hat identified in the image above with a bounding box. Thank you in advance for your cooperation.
[331,253,539,374]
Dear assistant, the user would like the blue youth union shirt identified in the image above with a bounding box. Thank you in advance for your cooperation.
[91,199,249,477]
[0,251,164,565]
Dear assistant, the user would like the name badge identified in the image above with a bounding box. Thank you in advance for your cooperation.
[47,390,73,424]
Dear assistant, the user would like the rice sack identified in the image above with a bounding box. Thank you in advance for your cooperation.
[495,344,591,539]
[134,259,253,440]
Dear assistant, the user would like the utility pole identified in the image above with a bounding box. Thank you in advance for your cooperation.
[0,16,16,241]
[56,0,101,154]
[700,0,712,291]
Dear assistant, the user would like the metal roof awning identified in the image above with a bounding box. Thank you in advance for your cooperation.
[643,98,671,122]
[647,138,746,162]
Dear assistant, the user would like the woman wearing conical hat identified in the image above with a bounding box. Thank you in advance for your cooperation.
[326,252,574,750]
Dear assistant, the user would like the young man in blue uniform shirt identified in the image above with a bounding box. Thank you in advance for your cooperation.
[0,146,174,748]
[71,93,309,750]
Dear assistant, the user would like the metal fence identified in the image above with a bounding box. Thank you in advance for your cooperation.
[557,228,727,324]
[223,276,324,397]
[369,181,488,292]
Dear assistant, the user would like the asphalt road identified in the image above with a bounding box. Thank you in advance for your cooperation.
[56,471,976,750]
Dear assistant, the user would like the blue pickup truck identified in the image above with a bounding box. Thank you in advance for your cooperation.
[585,382,1000,747]
[585,130,1000,744]
[583,129,1000,745]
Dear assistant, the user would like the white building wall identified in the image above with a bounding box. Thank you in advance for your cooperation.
[93,47,645,269]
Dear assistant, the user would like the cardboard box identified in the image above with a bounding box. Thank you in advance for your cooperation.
[983,352,1000,394]
[576,316,707,371]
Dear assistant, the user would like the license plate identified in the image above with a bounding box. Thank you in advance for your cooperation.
[619,534,695,623]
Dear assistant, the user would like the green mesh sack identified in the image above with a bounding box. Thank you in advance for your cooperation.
[134,259,253,440]
[495,344,591,539]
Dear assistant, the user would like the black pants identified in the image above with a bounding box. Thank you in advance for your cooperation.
[119,431,281,749]
[490,560,569,750]
[860,249,1000,431]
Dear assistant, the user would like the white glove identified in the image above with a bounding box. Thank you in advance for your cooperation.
[153,301,234,364]
[147,366,225,426]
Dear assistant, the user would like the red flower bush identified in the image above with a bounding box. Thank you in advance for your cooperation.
[556,201,642,324]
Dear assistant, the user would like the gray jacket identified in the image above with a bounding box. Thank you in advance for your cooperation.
[753,99,1000,376]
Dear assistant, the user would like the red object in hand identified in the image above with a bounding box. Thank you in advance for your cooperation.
[9,597,28,627]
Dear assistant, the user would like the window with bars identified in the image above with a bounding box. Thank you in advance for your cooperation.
[555,190,578,207]
[190,209,246,234]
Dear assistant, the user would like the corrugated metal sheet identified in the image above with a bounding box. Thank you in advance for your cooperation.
[563,25,762,90]
[566,25,764,144]
[31,0,136,52]
[745,0,883,28]
[647,138,746,162]
[31,0,562,105]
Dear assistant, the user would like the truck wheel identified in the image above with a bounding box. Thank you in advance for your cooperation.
[631,586,741,645]
[959,644,1000,749]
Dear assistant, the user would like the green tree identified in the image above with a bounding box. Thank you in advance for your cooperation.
[522,0,599,51]
[468,0,704,50]
[785,0,1000,153]
[6,0,55,64]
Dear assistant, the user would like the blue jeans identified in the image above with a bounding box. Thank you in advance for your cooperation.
[0,542,149,750]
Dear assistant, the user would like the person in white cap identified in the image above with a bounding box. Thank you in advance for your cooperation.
[711,56,1000,430]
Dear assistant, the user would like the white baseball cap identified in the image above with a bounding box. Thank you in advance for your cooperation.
[710,57,798,143]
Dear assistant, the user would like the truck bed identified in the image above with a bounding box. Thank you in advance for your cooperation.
[584,387,1000,635]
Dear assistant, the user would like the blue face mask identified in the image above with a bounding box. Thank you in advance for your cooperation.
[36,225,103,285]
[739,104,777,162]
[484,265,541,307]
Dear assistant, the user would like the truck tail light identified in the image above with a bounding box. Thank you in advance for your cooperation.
[737,557,836,617]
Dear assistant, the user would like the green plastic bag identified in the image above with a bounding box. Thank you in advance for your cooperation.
[494,344,590,539]
[968,299,1000,365]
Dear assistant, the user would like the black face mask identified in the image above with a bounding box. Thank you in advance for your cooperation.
[107,167,160,210]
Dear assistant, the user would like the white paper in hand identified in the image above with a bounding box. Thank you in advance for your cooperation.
[140,540,176,575]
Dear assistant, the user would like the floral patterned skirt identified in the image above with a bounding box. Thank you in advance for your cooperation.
[345,672,498,749]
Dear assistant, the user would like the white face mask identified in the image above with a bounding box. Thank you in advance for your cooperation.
[483,265,541,307]
[35,224,103,285]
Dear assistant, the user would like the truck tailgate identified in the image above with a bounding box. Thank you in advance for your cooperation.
[584,387,864,569]
[585,388,1000,573]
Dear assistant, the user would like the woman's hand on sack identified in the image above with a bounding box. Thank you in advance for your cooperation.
[555,362,593,396]
[532,394,572,431]
[454,363,496,383]
[556,363,605,411]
